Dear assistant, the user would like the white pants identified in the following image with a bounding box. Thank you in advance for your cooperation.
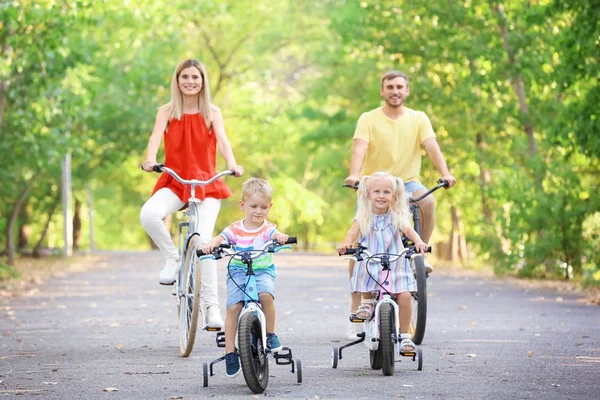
[140,188,222,307]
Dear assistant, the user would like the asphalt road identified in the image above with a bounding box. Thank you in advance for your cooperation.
[1,252,599,399]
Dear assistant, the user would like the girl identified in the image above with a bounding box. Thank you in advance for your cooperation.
[337,171,428,353]
[140,59,244,329]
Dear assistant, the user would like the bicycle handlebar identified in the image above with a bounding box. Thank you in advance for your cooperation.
[198,237,298,259]
[149,163,235,186]
[343,178,448,203]
[340,245,431,259]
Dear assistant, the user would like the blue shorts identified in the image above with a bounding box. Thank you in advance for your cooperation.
[226,269,276,309]
[404,180,428,197]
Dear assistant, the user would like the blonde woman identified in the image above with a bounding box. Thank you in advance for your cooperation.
[337,172,428,353]
[140,59,244,329]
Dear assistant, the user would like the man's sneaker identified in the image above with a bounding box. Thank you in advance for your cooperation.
[424,261,434,275]
[267,333,283,353]
[225,352,240,378]
[205,306,224,330]
[159,259,180,285]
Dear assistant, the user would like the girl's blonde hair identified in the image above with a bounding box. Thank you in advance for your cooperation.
[356,172,410,236]
[164,59,213,129]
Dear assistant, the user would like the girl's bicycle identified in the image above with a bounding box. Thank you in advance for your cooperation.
[332,245,428,375]
[344,178,448,345]
[199,238,302,394]
[151,164,235,357]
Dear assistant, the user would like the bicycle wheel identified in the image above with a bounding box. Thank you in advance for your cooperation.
[369,349,382,370]
[410,255,427,345]
[238,312,269,393]
[379,302,395,376]
[179,235,203,357]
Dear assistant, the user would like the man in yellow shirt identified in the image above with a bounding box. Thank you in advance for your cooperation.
[344,70,456,337]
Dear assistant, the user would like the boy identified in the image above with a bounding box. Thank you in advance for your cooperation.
[203,178,289,378]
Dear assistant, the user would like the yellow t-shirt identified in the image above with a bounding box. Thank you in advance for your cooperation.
[353,107,436,181]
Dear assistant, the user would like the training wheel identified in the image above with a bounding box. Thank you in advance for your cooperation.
[331,347,339,369]
[416,348,423,371]
[296,359,302,383]
[202,362,209,387]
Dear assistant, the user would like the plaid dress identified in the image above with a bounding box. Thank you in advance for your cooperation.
[350,213,416,294]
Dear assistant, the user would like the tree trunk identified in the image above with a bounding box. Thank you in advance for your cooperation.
[18,203,32,252]
[447,205,468,264]
[5,177,36,265]
[33,197,60,258]
[476,133,493,223]
[73,197,82,250]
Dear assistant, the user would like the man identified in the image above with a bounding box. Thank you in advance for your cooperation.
[344,70,456,338]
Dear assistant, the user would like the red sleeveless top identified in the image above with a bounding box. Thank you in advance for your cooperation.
[152,113,232,202]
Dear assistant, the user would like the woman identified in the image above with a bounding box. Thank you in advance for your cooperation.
[140,59,243,329]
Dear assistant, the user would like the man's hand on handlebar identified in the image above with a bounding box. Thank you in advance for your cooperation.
[344,175,360,188]
[440,174,457,189]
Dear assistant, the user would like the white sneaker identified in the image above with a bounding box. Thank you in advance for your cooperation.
[346,321,364,340]
[159,259,180,285]
[205,305,224,330]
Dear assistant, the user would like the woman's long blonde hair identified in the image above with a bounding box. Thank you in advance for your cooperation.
[356,172,410,236]
[164,59,213,129]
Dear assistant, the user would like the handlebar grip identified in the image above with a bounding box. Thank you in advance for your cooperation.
[285,237,297,244]
[437,178,449,187]
[426,245,432,253]
[153,163,165,173]
[340,248,359,256]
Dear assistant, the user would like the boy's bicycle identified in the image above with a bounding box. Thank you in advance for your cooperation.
[199,238,302,394]
[344,178,448,345]
[151,164,235,357]
[332,245,428,375]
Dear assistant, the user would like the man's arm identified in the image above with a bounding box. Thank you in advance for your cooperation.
[345,138,369,186]
[422,137,457,188]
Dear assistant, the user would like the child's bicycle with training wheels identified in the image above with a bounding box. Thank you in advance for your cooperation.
[344,178,448,345]
[332,245,430,375]
[199,238,302,394]
[151,164,235,357]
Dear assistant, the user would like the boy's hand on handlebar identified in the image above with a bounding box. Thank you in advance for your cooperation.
[440,174,456,188]
[141,159,156,172]
[203,238,223,255]
[414,241,429,253]
[229,164,244,177]
[273,233,289,245]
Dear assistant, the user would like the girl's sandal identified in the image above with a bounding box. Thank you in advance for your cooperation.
[399,337,417,356]
[355,302,374,320]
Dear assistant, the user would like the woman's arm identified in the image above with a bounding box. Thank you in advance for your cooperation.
[211,105,243,176]
[141,106,170,172]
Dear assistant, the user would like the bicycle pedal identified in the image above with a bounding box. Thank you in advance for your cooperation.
[215,331,226,348]
[205,326,222,332]
[273,347,292,365]
[401,351,416,358]
[348,314,364,323]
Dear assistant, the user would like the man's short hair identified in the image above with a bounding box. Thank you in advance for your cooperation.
[381,70,409,88]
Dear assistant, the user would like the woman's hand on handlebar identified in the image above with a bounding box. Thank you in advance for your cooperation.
[229,164,244,177]
[141,159,156,172]
[414,241,429,253]
[273,232,289,245]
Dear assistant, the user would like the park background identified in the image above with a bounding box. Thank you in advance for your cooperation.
[1,0,599,285]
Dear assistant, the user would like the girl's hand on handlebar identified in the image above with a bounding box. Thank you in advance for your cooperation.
[141,159,156,172]
[273,232,289,245]
[414,241,429,253]
[229,164,244,177]
[336,243,352,255]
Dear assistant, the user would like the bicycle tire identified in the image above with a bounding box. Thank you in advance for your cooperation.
[369,349,382,370]
[379,302,395,376]
[410,255,427,345]
[238,312,269,393]
[179,235,202,357]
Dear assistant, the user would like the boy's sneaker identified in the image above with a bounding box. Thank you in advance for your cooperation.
[225,352,240,378]
[267,333,283,353]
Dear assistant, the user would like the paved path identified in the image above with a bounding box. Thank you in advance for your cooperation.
[1,252,599,399]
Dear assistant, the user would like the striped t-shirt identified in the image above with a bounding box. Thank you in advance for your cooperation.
[219,219,279,276]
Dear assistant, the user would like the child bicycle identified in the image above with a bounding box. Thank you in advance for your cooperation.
[151,164,235,357]
[332,245,429,375]
[344,178,448,345]
[199,238,302,394]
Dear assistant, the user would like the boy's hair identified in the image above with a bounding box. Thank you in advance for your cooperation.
[356,172,410,236]
[241,178,273,202]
